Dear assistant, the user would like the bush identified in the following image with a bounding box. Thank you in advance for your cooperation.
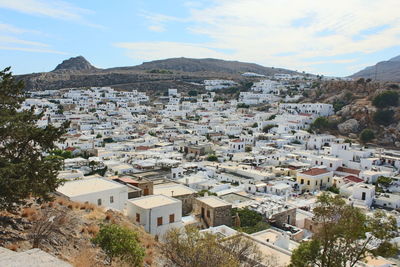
[327,186,339,194]
[231,208,269,234]
[251,122,258,128]
[237,103,250,108]
[359,129,375,143]
[262,124,278,133]
[188,90,198,97]
[372,91,399,108]
[206,154,218,162]
[92,224,145,266]
[373,109,394,126]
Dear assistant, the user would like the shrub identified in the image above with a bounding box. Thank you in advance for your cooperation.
[359,129,375,143]
[92,224,145,265]
[373,110,394,126]
[206,154,218,162]
[372,91,399,108]
[327,186,339,194]
[237,103,250,108]
[188,90,198,96]
[262,124,278,133]
[231,208,269,234]
[309,117,337,133]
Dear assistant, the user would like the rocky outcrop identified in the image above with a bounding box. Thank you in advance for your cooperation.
[53,56,97,72]
[338,119,359,134]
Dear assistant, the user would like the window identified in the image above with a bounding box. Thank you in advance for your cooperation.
[207,210,210,218]
[169,214,175,223]
[330,163,332,168]
[307,181,310,185]
[110,196,114,203]
[328,178,330,183]
[362,192,366,201]
[157,217,163,226]
[301,179,304,184]
[97,199,102,206]
[136,213,140,223]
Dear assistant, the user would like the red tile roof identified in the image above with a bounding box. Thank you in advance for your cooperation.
[336,167,360,175]
[300,168,329,176]
[344,175,364,183]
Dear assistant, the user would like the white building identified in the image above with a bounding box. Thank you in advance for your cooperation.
[56,178,128,211]
[127,194,183,237]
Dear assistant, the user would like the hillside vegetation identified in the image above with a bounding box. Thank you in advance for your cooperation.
[303,79,400,147]
[0,197,158,267]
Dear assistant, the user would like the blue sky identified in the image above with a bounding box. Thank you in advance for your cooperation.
[0,0,399,76]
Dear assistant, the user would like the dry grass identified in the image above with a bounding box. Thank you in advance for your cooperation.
[71,247,104,267]
[5,243,19,251]
[21,207,36,218]
[86,224,100,236]
[84,209,105,221]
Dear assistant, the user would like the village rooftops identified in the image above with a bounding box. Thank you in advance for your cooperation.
[154,184,196,197]
[127,194,180,209]
[344,175,364,183]
[300,168,330,176]
[197,196,231,208]
[336,167,360,175]
[56,178,126,197]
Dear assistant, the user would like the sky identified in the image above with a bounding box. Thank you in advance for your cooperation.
[1,0,400,77]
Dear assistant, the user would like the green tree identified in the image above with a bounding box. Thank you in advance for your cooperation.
[290,193,398,267]
[309,117,337,133]
[207,154,218,162]
[231,208,269,234]
[359,128,375,143]
[0,67,68,210]
[237,103,250,108]
[92,224,145,266]
[372,91,399,108]
[375,176,393,193]
[188,90,198,96]
[50,149,73,159]
[262,124,277,133]
[373,109,394,126]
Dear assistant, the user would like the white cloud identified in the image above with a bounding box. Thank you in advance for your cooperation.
[140,11,187,32]
[0,0,102,28]
[122,0,400,75]
[0,23,41,34]
[114,41,229,60]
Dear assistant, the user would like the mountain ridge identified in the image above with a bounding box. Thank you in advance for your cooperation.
[351,54,400,82]
[16,56,303,91]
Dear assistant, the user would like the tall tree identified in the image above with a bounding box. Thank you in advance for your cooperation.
[0,67,68,210]
[290,193,398,267]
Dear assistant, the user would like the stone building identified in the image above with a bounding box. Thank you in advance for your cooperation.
[194,196,232,227]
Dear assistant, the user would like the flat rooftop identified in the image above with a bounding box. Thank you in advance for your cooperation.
[128,194,179,209]
[154,184,196,197]
[197,196,231,208]
[57,178,126,197]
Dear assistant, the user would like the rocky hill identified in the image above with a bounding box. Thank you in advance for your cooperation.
[16,56,301,91]
[53,56,98,72]
[0,197,158,267]
[351,55,400,82]
[302,79,400,147]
